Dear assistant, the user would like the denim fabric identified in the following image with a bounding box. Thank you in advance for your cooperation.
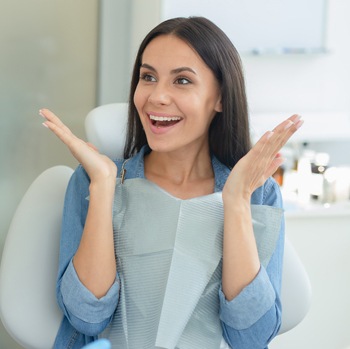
[54,146,284,349]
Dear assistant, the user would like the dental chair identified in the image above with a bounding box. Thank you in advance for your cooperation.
[0,103,312,349]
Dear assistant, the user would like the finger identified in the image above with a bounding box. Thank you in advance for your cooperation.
[254,114,302,151]
[251,118,298,173]
[265,115,303,158]
[43,119,77,147]
[265,155,284,178]
[272,114,303,140]
[39,108,72,135]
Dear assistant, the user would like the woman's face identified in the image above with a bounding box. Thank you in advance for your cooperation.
[134,34,222,155]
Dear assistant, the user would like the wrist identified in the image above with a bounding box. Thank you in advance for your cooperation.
[89,177,116,195]
[223,196,251,215]
[222,187,251,205]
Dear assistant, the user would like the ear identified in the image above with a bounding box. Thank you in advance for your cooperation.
[214,96,222,113]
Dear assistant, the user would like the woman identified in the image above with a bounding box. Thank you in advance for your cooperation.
[41,17,303,349]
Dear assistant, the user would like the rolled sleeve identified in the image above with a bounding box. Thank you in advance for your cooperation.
[219,266,275,330]
[61,260,120,323]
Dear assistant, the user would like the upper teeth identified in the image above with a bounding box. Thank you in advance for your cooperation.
[149,115,181,121]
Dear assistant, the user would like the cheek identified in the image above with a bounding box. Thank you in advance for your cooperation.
[133,86,142,110]
[133,83,149,110]
[133,88,147,126]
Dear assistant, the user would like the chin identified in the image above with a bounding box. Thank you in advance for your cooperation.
[146,139,177,154]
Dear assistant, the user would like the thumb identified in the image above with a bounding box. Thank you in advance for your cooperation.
[86,142,99,152]
[268,154,284,177]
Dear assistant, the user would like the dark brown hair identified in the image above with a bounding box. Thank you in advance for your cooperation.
[124,16,251,168]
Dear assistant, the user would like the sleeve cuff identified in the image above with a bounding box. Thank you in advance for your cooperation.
[219,266,276,330]
[61,259,120,323]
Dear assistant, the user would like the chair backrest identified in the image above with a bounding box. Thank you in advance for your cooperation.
[0,103,311,348]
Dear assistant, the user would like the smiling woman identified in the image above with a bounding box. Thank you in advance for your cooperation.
[40,16,302,349]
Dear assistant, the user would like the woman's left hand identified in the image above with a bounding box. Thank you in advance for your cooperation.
[223,114,303,202]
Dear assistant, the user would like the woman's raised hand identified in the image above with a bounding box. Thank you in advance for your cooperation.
[223,114,303,201]
[40,109,117,184]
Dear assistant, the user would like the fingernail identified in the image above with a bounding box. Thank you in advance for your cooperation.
[42,122,48,128]
[267,131,274,139]
[284,120,294,130]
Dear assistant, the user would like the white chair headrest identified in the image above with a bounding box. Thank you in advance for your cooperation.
[85,103,128,160]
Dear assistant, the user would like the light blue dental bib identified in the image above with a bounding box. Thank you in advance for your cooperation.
[102,178,282,349]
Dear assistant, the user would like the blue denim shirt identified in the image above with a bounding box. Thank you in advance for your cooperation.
[54,146,284,349]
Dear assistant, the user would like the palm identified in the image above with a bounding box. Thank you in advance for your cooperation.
[223,114,302,199]
[40,109,117,182]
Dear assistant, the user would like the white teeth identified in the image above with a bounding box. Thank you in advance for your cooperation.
[149,115,181,121]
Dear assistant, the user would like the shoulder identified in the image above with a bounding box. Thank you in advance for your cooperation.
[67,164,90,196]
[114,146,149,180]
[212,156,283,208]
[251,177,283,208]
[212,156,231,191]
[70,145,148,186]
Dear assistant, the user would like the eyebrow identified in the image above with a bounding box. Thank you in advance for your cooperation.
[140,63,196,75]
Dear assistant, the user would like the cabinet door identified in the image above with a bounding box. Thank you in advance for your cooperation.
[270,214,350,349]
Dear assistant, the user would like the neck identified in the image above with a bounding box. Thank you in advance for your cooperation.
[145,147,213,183]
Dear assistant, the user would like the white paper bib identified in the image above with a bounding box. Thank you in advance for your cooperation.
[102,178,282,349]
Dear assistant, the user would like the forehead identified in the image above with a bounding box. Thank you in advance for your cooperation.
[141,35,207,70]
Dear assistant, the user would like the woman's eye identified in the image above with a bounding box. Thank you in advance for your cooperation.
[175,77,191,85]
[140,73,156,82]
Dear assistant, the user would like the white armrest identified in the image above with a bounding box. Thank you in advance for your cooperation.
[279,237,312,334]
[0,166,73,349]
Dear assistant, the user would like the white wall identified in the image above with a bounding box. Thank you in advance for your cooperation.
[242,0,350,115]
[241,0,350,165]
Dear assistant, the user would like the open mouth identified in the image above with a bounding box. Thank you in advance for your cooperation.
[149,114,182,128]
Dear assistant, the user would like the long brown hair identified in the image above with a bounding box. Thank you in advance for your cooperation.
[124,16,251,169]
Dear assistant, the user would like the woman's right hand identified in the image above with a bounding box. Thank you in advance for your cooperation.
[41,109,118,298]
[40,108,117,184]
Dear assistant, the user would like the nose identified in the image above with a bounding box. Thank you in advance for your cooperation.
[147,82,172,106]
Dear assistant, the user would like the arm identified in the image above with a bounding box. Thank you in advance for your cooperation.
[221,114,301,299]
[40,109,120,335]
[220,114,302,348]
[220,179,284,348]
[56,165,120,336]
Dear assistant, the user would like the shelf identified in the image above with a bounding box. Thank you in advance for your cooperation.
[250,111,350,143]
